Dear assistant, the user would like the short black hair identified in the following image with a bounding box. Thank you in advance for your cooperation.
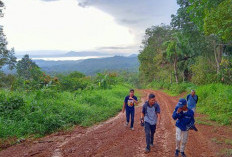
[149,93,155,99]
[130,89,134,92]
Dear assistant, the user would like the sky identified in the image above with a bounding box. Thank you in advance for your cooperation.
[1,0,178,55]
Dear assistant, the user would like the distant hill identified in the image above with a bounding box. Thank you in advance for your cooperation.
[38,55,139,75]
[2,55,139,75]
[128,54,138,57]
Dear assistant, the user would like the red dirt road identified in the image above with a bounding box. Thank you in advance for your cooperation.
[1,90,231,157]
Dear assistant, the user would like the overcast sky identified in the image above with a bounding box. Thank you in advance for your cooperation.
[1,0,178,55]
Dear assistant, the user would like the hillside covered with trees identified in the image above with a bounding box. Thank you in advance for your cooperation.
[139,0,232,85]
[138,0,232,125]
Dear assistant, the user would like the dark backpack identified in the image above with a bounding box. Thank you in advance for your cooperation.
[144,102,159,115]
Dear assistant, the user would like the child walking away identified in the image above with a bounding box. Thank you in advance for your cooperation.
[140,94,160,154]
[122,89,138,130]
[172,98,195,157]
[186,90,198,131]
[186,90,198,113]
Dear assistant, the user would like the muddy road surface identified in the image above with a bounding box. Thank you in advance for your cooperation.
[1,90,231,157]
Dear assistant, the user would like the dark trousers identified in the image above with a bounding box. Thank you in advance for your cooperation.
[145,122,156,150]
[126,109,134,128]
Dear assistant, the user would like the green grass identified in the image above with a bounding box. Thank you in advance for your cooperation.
[211,138,232,146]
[148,81,196,96]
[195,119,212,126]
[197,84,232,125]
[211,138,223,144]
[148,81,232,125]
[217,149,232,157]
[0,84,132,140]
[225,139,232,145]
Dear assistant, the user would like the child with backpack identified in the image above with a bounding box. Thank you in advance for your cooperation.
[140,93,160,153]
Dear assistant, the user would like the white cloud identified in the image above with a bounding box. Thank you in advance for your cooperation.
[2,0,136,54]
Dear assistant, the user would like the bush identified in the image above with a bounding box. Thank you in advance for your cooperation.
[0,73,16,89]
[191,57,218,85]
[58,72,89,91]
[0,92,25,114]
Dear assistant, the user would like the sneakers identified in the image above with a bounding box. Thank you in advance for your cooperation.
[175,150,186,157]
[144,148,150,154]
[124,122,134,130]
[124,122,128,126]
[181,152,186,157]
[150,143,154,147]
[175,149,179,157]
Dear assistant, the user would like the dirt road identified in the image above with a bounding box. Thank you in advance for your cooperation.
[1,90,231,157]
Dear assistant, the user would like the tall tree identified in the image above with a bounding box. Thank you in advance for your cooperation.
[138,25,173,83]
[188,0,232,74]
[0,1,16,70]
[16,55,42,81]
[163,32,190,83]
[170,0,213,80]
[204,0,232,42]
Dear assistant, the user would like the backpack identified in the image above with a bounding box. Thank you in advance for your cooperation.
[187,94,198,104]
[144,102,159,115]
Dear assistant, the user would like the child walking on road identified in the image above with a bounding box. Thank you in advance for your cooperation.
[122,89,138,130]
[140,93,160,153]
[186,90,198,113]
[172,98,195,157]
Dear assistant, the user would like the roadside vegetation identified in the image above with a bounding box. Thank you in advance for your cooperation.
[138,0,232,126]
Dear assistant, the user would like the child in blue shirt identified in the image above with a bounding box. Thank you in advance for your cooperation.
[186,90,198,113]
[122,89,138,130]
[172,98,194,157]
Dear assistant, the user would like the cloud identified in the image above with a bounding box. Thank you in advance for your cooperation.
[76,0,179,50]
[76,0,178,27]
[40,0,178,28]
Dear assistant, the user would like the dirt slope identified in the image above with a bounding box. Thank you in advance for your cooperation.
[0,90,231,157]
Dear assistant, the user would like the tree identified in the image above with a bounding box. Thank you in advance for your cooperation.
[0,1,16,70]
[138,25,173,83]
[16,54,42,81]
[170,0,214,80]
[163,32,190,83]
[188,0,225,31]
[187,0,232,74]
[57,71,88,91]
[204,0,232,42]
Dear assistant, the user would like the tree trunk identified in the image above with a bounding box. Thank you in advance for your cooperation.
[182,71,185,82]
[173,57,178,83]
[214,40,223,74]
[170,72,172,84]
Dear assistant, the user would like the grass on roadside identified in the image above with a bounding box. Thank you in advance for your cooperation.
[0,84,134,141]
[148,81,232,125]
